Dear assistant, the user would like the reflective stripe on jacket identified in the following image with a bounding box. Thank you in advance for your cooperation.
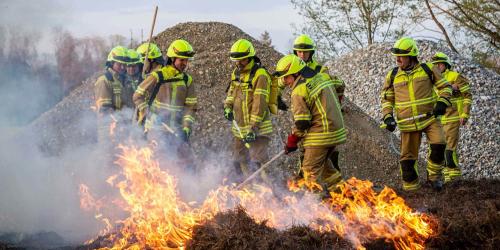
[94,68,131,112]
[133,65,197,130]
[440,70,472,124]
[307,60,345,99]
[278,60,345,101]
[381,63,452,132]
[224,59,273,138]
[291,72,346,148]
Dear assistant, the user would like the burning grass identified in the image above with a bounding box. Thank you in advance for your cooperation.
[79,144,439,250]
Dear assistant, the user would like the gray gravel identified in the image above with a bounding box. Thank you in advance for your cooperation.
[327,41,500,179]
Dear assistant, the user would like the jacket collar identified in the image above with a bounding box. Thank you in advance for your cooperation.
[239,59,255,74]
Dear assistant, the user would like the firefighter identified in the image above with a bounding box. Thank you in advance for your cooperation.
[292,34,345,173]
[125,49,143,91]
[123,49,143,110]
[293,34,345,103]
[275,54,346,194]
[380,37,453,191]
[136,42,164,78]
[133,39,197,170]
[94,46,131,143]
[431,52,472,183]
[224,39,273,181]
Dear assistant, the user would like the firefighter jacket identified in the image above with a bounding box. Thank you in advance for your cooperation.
[122,73,142,111]
[94,68,133,112]
[440,70,472,124]
[133,64,197,130]
[307,60,345,100]
[291,72,346,148]
[142,64,162,80]
[380,63,453,132]
[224,59,273,138]
[125,73,142,92]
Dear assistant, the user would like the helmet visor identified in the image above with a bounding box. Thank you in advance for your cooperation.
[390,48,411,55]
[230,51,250,59]
[431,56,447,62]
[112,55,130,64]
[176,50,195,58]
[293,43,314,50]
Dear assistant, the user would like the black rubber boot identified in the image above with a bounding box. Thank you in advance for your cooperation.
[400,160,420,191]
[445,149,457,168]
[331,150,341,171]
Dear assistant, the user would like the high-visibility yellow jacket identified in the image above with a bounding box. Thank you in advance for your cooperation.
[440,70,472,124]
[141,64,162,80]
[307,60,345,100]
[380,63,453,132]
[133,65,197,130]
[125,73,142,92]
[278,60,345,101]
[122,73,142,110]
[94,68,134,112]
[224,59,273,138]
[291,72,346,148]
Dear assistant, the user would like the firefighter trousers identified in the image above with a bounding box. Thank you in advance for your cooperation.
[400,120,446,190]
[232,136,270,183]
[301,147,343,193]
[443,121,462,182]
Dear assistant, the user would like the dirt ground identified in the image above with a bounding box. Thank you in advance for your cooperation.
[185,179,499,250]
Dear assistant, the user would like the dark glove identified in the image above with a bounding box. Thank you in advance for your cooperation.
[384,116,397,132]
[285,134,299,154]
[433,101,448,117]
[277,95,288,111]
[244,130,256,143]
[180,127,191,142]
[224,107,234,121]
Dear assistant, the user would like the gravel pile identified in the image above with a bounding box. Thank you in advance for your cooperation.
[327,41,499,179]
[28,22,402,187]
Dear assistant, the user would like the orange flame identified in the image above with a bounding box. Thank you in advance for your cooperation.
[109,114,118,136]
[80,145,437,249]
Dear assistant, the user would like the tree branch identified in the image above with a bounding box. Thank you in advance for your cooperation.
[426,0,458,52]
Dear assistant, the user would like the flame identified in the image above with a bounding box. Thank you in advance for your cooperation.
[109,114,118,136]
[80,145,437,249]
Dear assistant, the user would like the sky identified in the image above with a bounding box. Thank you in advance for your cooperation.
[0,0,304,54]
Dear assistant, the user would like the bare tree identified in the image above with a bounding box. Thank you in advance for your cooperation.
[108,34,127,47]
[433,0,500,50]
[291,0,414,59]
[54,28,80,94]
[424,0,459,52]
[259,31,273,48]
[54,28,111,95]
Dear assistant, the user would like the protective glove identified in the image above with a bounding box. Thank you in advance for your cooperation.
[383,115,397,132]
[433,101,448,117]
[180,127,191,142]
[244,129,257,143]
[285,134,299,154]
[277,95,288,111]
[224,107,234,121]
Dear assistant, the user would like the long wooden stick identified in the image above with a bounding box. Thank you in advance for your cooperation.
[236,150,285,189]
[142,6,159,77]
[134,6,158,125]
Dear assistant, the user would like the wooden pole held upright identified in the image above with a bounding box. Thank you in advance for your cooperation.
[142,6,159,77]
